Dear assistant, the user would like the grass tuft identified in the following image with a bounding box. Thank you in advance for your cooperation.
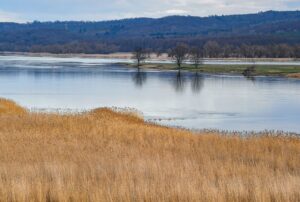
[0,98,27,115]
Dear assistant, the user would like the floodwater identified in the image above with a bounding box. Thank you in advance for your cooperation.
[1,55,300,133]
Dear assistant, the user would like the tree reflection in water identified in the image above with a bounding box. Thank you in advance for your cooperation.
[132,70,204,94]
[244,74,256,83]
[173,71,186,93]
[132,69,147,87]
[191,72,204,93]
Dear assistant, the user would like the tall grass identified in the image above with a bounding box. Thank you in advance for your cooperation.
[0,99,299,201]
[0,98,27,115]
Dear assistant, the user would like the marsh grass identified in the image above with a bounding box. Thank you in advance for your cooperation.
[0,99,299,201]
[0,98,27,115]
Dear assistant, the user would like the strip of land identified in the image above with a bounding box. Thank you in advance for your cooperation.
[123,63,300,78]
[1,51,300,62]
[2,52,300,78]
[0,98,299,201]
[0,51,135,59]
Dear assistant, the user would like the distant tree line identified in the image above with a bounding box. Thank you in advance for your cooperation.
[134,42,300,73]
[173,41,300,58]
[1,39,300,59]
[27,42,119,54]
[163,41,300,59]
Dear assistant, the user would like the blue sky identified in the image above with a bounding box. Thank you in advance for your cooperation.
[0,0,300,22]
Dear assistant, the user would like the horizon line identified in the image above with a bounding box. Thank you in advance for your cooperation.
[1,9,299,24]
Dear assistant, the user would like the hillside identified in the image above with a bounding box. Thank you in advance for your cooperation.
[0,11,300,54]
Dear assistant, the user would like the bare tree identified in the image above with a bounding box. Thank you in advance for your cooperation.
[189,47,203,68]
[294,45,300,58]
[203,41,220,58]
[155,49,164,57]
[170,44,189,71]
[132,47,148,68]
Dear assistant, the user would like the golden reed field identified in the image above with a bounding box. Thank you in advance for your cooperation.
[0,98,299,202]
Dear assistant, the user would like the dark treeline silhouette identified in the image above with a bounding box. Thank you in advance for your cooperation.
[194,42,300,58]
[1,11,300,58]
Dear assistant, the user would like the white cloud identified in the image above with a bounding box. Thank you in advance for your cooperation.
[0,10,24,22]
[165,9,188,15]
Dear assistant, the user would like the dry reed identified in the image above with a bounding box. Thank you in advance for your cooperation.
[0,99,299,202]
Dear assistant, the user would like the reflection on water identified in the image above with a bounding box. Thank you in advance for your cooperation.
[132,69,147,87]
[244,75,256,82]
[132,69,204,94]
[191,73,204,93]
[170,72,204,94]
[173,72,186,93]
[1,56,300,133]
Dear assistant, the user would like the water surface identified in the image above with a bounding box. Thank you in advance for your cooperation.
[1,56,300,133]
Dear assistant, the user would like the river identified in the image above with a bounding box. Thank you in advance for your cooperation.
[1,55,300,133]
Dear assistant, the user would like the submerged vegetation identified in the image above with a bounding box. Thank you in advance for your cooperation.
[0,98,299,201]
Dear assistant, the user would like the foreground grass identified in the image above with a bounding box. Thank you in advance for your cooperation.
[123,63,300,77]
[0,99,299,201]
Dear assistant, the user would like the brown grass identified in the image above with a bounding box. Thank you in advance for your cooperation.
[287,73,300,78]
[0,98,27,115]
[0,99,299,202]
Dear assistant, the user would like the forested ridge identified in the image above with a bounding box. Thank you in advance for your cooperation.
[1,10,300,57]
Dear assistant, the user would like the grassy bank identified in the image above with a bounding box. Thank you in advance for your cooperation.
[123,63,300,78]
[0,98,299,201]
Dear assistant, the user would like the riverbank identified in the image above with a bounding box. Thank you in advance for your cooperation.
[1,51,300,62]
[2,52,300,78]
[122,63,300,78]
[287,73,300,78]
[0,98,299,201]
[0,51,135,59]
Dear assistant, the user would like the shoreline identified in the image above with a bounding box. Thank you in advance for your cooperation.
[0,51,135,59]
[1,97,300,137]
[1,51,300,62]
[120,62,300,79]
[27,107,300,136]
[1,52,300,78]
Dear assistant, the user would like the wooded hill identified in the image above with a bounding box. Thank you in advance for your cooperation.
[1,10,300,57]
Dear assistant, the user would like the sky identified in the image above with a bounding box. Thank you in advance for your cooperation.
[0,0,300,22]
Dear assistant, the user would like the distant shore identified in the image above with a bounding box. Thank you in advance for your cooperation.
[1,51,300,62]
[2,51,300,78]
[121,62,300,79]
[0,51,135,59]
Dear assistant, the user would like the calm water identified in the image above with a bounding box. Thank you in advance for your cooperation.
[1,56,300,133]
